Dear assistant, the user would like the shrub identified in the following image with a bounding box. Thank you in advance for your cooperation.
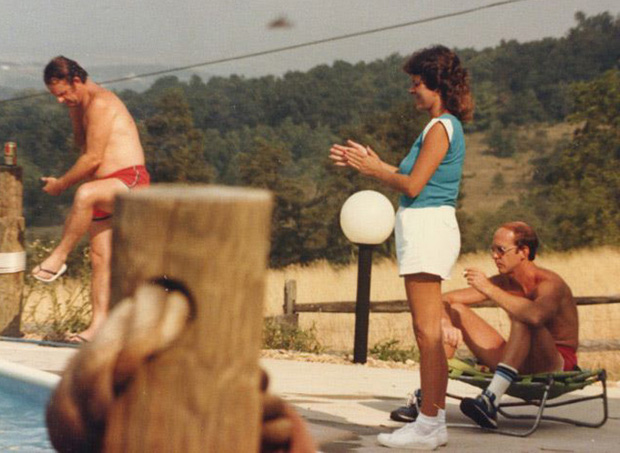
[370,339,419,363]
[262,319,323,354]
[22,238,91,341]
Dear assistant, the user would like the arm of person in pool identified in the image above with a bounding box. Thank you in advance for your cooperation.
[42,98,113,196]
[336,123,449,198]
[465,268,561,327]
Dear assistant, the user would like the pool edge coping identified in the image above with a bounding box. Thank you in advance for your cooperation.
[0,358,60,390]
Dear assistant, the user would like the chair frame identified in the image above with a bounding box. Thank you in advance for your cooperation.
[447,360,608,437]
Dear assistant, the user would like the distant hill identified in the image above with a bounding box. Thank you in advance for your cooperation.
[0,60,216,93]
[460,123,576,214]
[0,61,46,92]
[0,86,16,100]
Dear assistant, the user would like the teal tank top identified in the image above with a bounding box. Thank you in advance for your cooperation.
[397,113,465,208]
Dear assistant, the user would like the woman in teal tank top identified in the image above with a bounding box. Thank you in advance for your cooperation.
[330,45,474,449]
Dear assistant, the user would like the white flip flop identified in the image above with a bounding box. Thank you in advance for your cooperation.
[33,263,68,283]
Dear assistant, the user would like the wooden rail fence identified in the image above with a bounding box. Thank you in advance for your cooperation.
[281,279,620,352]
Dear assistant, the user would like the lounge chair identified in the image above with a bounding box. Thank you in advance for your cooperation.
[446,357,608,437]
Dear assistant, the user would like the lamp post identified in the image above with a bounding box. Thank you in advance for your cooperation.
[340,191,395,364]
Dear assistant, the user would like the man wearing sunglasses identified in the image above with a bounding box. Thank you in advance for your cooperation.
[390,221,578,430]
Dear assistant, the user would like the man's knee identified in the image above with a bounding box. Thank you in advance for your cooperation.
[510,318,535,336]
[74,183,100,209]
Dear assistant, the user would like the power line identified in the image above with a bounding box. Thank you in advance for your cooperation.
[0,0,532,105]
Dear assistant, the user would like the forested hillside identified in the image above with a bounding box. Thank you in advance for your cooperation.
[1,12,618,266]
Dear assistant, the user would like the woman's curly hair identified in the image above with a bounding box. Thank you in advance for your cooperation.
[403,45,474,122]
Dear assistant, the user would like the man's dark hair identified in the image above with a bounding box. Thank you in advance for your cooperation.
[501,221,539,260]
[44,56,88,84]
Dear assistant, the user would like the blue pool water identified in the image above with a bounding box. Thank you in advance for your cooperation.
[0,361,57,451]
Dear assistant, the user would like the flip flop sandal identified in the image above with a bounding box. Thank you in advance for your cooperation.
[33,263,68,283]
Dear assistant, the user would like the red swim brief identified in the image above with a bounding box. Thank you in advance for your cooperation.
[92,165,151,221]
[556,344,578,371]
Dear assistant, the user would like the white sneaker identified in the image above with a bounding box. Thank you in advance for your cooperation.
[377,421,446,450]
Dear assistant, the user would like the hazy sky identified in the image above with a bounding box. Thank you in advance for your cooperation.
[1,0,618,85]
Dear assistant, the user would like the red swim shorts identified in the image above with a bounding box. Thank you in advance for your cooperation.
[92,165,151,221]
[556,344,578,371]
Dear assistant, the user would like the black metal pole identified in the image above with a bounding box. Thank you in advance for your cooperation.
[353,244,373,364]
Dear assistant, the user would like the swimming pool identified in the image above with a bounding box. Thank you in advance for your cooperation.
[0,359,59,451]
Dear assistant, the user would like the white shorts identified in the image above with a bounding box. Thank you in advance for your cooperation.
[395,206,460,279]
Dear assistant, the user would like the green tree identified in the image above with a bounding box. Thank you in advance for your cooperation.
[491,172,506,192]
[142,88,215,183]
[234,136,307,267]
[0,95,75,225]
[485,121,518,158]
[528,69,620,249]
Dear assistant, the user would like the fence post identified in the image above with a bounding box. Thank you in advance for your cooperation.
[273,279,298,327]
[105,185,273,452]
[0,165,25,336]
[284,279,297,315]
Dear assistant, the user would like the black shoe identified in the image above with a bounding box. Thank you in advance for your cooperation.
[460,389,498,429]
[390,389,421,422]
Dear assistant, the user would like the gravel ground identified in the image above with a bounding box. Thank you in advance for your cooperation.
[260,349,418,370]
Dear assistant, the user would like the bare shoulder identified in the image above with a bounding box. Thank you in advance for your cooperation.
[538,266,569,287]
[87,89,125,115]
[536,267,573,299]
[423,122,450,146]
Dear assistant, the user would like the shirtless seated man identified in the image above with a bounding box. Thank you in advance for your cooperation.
[390,221,578,429]
[32,56,150,342]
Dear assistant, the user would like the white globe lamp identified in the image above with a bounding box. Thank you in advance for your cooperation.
[340,190,395,244]
[339,190,395,363]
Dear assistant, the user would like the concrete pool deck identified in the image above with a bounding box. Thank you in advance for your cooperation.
[1,339,619,452]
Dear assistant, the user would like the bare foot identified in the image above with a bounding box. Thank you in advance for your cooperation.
[68,324,102,343]
[65,334,89,345]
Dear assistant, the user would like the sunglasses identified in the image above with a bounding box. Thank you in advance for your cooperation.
[489,245,518,257]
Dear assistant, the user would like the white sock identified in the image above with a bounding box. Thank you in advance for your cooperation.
[416,412,439,435]
[438,408,446,426]
[487,362,519,405]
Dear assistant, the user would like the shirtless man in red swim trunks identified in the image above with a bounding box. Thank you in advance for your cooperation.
[445,221,578,428]
[32,56,150,342]
[391,221,578,429]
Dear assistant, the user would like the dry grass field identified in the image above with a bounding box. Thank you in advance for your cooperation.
[265,246,620,377]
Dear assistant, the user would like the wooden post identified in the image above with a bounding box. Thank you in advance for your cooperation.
[283,279,297,316]
[274,279,299,327]
[105,185,273,453]
[0,165,25,336]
